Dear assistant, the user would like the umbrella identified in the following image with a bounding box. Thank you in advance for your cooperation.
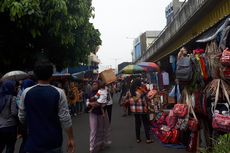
[137,62,160,72]
[121,65,146,74]
[1,70,29,81]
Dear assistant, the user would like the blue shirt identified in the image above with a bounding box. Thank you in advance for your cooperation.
[19,84,72,153]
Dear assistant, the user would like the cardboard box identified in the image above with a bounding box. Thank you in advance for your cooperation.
[100,69,116,85]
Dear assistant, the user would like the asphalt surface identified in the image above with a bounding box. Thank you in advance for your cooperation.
[14,92,188,153]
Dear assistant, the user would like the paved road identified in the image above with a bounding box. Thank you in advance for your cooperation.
[15,92,188,153]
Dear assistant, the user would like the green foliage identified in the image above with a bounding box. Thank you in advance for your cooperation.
[0,0,101,72]
[201,134,230,153]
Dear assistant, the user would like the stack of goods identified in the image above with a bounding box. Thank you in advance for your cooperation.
[151,90,199,152]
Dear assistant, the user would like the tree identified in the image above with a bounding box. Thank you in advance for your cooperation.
[0,0,101,73]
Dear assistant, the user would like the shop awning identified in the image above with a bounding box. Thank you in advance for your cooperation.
[196,17,230,43]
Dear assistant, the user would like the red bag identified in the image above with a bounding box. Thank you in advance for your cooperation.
[173,104,188,118]
[157,112,167,125]
[188,118,199,132]
[212,114,230,132]
[187,132,198,152]
[212,80,230,132]
[170,129,180,144]
[160,131,172,144]
[152,128,162,139]
[220,48,230,66]
[222,67,230,79]
[166,110,178,129]
[193,49,205,55]
[188,103,199,132]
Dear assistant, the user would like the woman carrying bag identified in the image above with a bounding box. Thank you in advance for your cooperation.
[130,78,153,144]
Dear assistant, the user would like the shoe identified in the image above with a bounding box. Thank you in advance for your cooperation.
[136,139,142,143]
[146,139,153,144]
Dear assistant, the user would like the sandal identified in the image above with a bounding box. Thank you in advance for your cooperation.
[146,140,153,144]
[136,139,142,143]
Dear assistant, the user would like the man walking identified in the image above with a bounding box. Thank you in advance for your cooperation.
[18,60,76,153]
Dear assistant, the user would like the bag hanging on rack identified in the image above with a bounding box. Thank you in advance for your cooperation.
[220,48,230,66]
[222,67,230,79]
[212,80,230,132]
[188,104,199,132]
[176,56,193,81]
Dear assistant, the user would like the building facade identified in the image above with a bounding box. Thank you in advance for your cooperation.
[132,31,161,62]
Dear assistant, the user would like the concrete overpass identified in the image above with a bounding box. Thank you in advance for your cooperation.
[134,0,230,64]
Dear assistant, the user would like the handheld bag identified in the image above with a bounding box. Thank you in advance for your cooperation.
[212,80,230,132]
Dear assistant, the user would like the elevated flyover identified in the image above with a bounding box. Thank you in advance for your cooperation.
[135,0,230,63]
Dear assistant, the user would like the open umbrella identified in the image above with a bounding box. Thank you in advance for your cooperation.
[1,70,29,81]
[121,65,146,74]
[137,62,160,72]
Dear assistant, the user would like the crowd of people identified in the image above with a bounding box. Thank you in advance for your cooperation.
[0,59,119,153]
[0,59,168,153]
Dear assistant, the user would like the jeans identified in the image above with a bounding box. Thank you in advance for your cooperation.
[134,114,150,140]
[105,105,113,123]
[0,126,17,153]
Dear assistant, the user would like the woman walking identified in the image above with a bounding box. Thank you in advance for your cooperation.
[0,80,18,153]
[130,78,153,144]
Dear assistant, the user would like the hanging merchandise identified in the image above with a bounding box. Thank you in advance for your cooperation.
[220,48,230,66]
[205,41,222,79]
[212,80,230,132]
[168,84,181,103]
[188,103,199,132]
[176,56,193,82]
[162,71,170,86]
[187,132,198,152]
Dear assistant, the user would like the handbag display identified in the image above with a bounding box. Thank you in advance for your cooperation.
[188,107,199,132]
[170,129,180,144]
[212,80,230,132]
[176,56,193,81]
[160,131,173,144]
[173,104,189,118]
[166,110,178,129]
[220,48,230,66]
[222,67,230,79]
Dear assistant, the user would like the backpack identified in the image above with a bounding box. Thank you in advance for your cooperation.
[176,56,193,81]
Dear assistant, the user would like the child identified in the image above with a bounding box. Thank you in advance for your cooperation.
[88,81,108,116]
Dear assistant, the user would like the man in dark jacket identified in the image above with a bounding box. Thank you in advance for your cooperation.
[18,60,76,153]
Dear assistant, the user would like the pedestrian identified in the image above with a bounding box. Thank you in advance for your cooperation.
[17,79,35,153]
[18,60,76,153]
[130,78,153,144]
[0,80,18,153]
[68,82,79,117]
[87,81,111,153]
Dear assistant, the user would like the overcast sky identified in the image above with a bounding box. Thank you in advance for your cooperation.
[91,0,172,71]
